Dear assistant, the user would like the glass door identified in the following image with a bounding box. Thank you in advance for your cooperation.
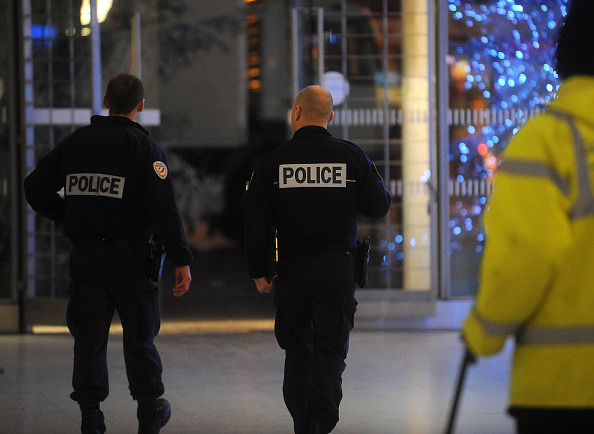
[0,0,20,332]
[291,0,438,318]
[21,0,145,330]
[445,0,568,298]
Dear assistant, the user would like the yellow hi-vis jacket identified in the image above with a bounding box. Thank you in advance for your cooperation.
[463,75,594,409]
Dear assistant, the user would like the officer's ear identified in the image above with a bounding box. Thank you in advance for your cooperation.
[327,110,334,125]
[103,96,110,109]
[136,99,145,113]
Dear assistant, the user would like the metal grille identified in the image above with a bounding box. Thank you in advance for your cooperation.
[23,0,89,298]
[292,0,434,291]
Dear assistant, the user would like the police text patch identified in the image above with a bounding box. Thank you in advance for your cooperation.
[279,163,346,188]
[66,173,125,198]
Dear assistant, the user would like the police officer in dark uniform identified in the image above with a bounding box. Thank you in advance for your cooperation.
[244,85,391,434]
[24,73,193,434]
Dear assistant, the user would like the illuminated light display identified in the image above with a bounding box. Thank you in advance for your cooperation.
[447,0,569,261]
[477,142,488,156]
[373,1,569,294]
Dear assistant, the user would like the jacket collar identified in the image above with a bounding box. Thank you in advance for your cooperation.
[90,115,149,135]
[548,75,594,126]
[293,125,332,138]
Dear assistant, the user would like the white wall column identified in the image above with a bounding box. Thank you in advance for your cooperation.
[402,0,431,290]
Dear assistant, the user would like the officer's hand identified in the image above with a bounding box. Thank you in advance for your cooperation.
[254,277,273,294]
[173,265,191,297]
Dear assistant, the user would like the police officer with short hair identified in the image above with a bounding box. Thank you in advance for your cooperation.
[24,73,193,434]
[244,85,391,434]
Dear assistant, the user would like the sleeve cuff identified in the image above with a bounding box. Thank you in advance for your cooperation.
[462,311,507,357]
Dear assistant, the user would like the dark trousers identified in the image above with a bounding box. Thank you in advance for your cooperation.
[67,240,164,405]
[274,251,357,434]
[509,407,594,433]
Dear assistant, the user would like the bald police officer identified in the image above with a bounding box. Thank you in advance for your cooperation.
[245,85,391,433]
[24,73,192,434]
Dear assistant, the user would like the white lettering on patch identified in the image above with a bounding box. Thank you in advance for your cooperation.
[66,173,125,198]
[279,163,346,188]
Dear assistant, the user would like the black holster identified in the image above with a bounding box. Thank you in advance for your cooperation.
[354,237,371,288]
[146,240,166,282]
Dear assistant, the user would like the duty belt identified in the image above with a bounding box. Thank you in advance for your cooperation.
[75,237,148,250]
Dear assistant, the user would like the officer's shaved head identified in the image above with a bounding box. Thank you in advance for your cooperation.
[291,85,334,132]
[294,86,333,122]
[105,73,144,115]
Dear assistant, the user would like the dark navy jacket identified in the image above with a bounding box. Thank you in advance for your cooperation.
[244,125,391,278]
[24,115,193,266]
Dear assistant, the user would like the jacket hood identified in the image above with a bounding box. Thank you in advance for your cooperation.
[549,75,594,126]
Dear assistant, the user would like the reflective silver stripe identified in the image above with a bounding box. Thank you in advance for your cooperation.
[517,325,594,345]
[475,303,594,345]
[572,198,594,218]
[472,306,522,336]
[548,110,594,218]
[498,159,570,195]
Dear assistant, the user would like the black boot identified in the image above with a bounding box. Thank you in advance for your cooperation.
[81,408,106,434]
[137,398,171,434]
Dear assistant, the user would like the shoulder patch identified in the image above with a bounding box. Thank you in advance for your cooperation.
[153,161,168,179]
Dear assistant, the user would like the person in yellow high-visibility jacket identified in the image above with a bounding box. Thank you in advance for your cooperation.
[462,1,594,432]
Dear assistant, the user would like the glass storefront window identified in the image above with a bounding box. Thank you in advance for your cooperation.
[0,0,12,299]
[16,0,574,310]
[24,0,138,299]
[292,0,435,293]
[447,0,569,297]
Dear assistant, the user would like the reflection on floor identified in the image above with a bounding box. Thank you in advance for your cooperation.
[0,328,515,434]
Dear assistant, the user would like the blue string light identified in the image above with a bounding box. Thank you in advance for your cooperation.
[448,0,568,253]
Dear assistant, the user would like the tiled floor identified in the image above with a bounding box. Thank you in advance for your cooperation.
[0,327,516,434]
[1,248,516,433]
